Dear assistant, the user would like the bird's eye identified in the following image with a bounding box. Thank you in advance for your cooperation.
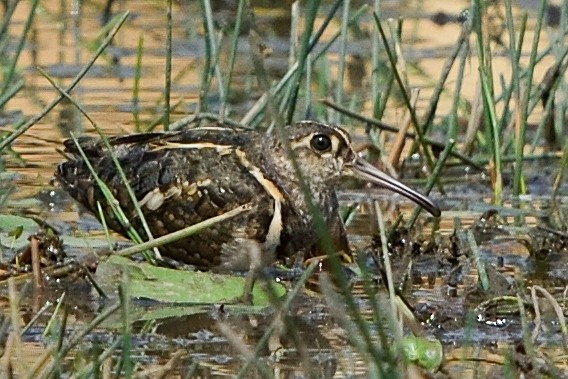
[310,134,332,152]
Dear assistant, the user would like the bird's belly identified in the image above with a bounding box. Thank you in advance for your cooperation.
[138,195,274,270]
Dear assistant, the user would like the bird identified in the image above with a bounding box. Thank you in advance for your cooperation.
[55,120,440,302]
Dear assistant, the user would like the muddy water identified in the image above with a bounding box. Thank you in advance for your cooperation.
[1,0,568,377]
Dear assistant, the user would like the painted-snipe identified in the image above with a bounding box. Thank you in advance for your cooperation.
[56,121,440,301]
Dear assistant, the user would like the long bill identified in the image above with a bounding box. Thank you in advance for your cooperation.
[348,158,441,217]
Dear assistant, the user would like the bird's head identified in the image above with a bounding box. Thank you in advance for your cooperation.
[286,121,440,217]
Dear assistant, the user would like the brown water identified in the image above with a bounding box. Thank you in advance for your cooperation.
[1,0,568,378]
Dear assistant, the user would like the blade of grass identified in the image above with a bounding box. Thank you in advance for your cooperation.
[516,293,536,365]
[219,0,246,121]
[531,285,568,348]
[421,23,471,135]
[289,1,299,68]
[68,133,153,259]
[220,322,272,379]
[388,19,409,90]
[285,0,320,124]
[249,30,280,131]
[0,0,39,96]
[0,0,18,45]
[406,139,454,228]
[502,3,526,146]
[54,305,69,377]
[467,229,489,292]
[552,139,568,199]
[7,278,22,374]
[319,273,397,376]
[524,45,568,128]
[513,0,547,196]
[31,302,122,379]
[354,250,396,362]
[462,77,483,155]
[371,0,382,116]
[96,200,114,250]
[20,301,52,336]
[314,55,332,120]
[198,0,224,114]
[374,202,402,343]
[132,35,143,132]
[529,51,568,153]
[41,293,65,339]
[163,0,172,130]
[479,65,503,202]
[70,339,122,379]
[0,78,23,109]
[117,272,132,377]
[115,203,252,257]
[302,52,313,119]
[235,259,319,378]
[387,88,419,168]
[373,13,438,189]
[322,98,484,170]
[447,37,469,140]
[146,61,200,132]
[472,0,502,201]
[531,70,560,152]
[0,11,130,153]
[241,0,361,126]
[333,0,350,124]
[38,67,159,261]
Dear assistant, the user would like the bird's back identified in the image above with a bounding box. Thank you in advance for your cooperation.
[56,127,280,270]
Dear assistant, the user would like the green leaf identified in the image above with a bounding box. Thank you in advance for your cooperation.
[5,198,43,208]
[8,224,23,238]
[0,214,39,231]
[402,335,443,371]
[96,255,286,307]
[0,214,40,249]
[61,235,114,249]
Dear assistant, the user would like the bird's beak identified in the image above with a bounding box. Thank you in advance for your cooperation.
[347,158,441,217]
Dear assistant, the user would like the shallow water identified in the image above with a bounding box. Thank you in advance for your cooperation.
[1,0,568,377]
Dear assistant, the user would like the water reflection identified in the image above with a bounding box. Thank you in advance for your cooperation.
[1,0,567,377]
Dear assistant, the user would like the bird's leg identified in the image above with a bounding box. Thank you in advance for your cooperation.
[218,238,273,304]
[239,239,263,304]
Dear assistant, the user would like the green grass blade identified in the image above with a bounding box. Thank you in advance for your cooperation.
[163,0,173,130]
[133,35,144,132]
[373,13,438,187]
[333,0,350,124]
[115,203,251,257]
[513,0,546,196]
[219,0,246,121]
[0,11,130,153]
[1,0,39,96]
[285,0,320,124]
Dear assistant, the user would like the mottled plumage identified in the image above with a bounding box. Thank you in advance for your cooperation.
[56,121,440,275]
